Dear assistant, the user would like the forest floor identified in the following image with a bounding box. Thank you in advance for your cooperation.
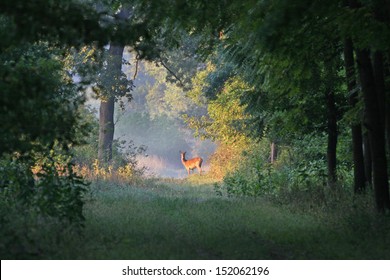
[45,177,390,259]
[2,177,390,259]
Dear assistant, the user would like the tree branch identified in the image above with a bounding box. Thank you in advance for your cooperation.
[159,59,185,88]
[133,53,140,80]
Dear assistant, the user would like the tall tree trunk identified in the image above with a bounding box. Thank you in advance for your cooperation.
[270,142,277,164]
[356,49,390,212]
[386,56,390,157]
[343,37,366,193]
[326,89,338,188]
[351,123,366,193]
[97,8,130,163]
[373,51,386,127]
[363,131,372,187]
[385,54,390,156]
[373,0,390,162]
[97,44,125,162]
[98,95,115,162]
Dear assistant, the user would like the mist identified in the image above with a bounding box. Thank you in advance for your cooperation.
[87,49,216,178]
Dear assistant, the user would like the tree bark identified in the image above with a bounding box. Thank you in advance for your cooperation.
[343,37,366,193]
[363,131,372,187]
[98,95,115,162]
[372,0,390,164]
[97,8,130,163]
[386,56,390,157]
[373,51,386,126]
[97,44,125,162]
[356,49,390,212]
[326,89,338,188]
[270,142,277,164]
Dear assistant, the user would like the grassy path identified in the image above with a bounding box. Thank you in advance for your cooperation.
[50,179,388,260]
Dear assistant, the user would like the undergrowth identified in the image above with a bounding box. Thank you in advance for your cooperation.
[1,177,389,260]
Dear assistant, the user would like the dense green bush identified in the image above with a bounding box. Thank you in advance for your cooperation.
[220,132,354,203]
[0,150,88,224]
[221,142,280,197]
[0,42,90,238]
[0,150,88,258]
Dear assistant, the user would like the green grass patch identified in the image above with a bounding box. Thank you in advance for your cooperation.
[1,179,389,259]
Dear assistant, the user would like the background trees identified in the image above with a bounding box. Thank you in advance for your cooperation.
[137,0,390,211]
[0,0,146,228]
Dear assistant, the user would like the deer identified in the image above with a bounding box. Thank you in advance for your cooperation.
[180,151,203,175]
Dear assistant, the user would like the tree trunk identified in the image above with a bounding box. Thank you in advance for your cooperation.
[270,142,277,164]
[326,89,338,188]
[386,58,390,157]
[351,124,365,192]
[97,44,125,162]
[363,131,372,187]
[343,37,366,193]
[372,0,390,164]
[356,49,390,212]
[98,95,115,162]
[373,51,386,127]
[97,8,130,163]
[385,54,390,156]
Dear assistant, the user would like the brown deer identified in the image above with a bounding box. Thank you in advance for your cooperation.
[180,151,203,175]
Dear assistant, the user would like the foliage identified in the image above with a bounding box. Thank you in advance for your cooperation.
[0,44,88,155]
[171,0,361,205]
[154,31,205,91]
[142,60,198,120]
[220,140,279,197]
[0,150,87,226]
[186,66,253,144]
[221,132,354,199]
[206,143,246,181]
[0,41,91,227]
[64,45,105,91]
[0,200,75,259]
[0,0,165,50]
[93,49,134,104]
[0,0,109,48]
[32,150,87,224]
[73,158,145,184]
[0,0,113,228]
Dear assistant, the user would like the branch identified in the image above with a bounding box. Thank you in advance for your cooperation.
[159,60,185,88]
[133,53,140,80]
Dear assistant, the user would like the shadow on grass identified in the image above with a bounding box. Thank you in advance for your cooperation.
[1,178,390,259]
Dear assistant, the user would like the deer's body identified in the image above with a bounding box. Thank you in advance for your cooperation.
[180,151,203,175]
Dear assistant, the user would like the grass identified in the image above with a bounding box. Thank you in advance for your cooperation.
[1,177,390,259]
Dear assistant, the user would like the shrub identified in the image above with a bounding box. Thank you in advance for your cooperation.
[73,138,147,184]
[1,150,88,226]
[219,133,353,205]
[208,143,244,180]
